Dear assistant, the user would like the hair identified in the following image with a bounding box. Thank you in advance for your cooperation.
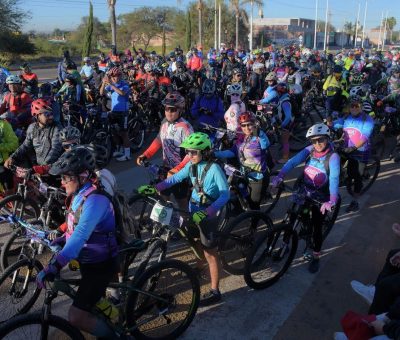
[200,147,213,161]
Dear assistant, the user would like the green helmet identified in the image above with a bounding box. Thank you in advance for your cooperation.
[180,132,211,150]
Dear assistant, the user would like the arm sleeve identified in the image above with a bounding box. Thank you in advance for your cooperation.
[281,101,292,128]
[60,195,111,261]
[259,90,278,104]
[206,165,230,217]
[45,127,63,164]
[260,132,270,150]
[0,121,18,153]
[142,136,162,159]
[328,153,340,203]
[155,162,190,192]
[279,147,310,178]
[214,149,236,159]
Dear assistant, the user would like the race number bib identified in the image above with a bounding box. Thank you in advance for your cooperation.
[150,202,173,226]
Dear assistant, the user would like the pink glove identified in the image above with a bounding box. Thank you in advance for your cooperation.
[320,201,335,214]
[271,175,283,188]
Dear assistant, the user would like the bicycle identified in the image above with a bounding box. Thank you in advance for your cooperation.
[244,181,341,289]
[0,215,200,339]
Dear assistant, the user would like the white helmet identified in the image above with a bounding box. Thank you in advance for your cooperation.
[83,57,91,62]
[226,83,242,96]
[6,75,22,85]
[144,63,153,72]
[306,123,330,139]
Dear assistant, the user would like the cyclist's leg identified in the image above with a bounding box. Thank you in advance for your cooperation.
[247,176,268,210]
[68,257,118,337]
[311,204,324,254]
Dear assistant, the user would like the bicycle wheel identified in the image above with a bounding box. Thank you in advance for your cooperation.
[129,118,145,151]
[244,224,298,290]
[346,156,380,197]
[0,312,84,339]
[0,194,40,229]
[0,258,43,323]
[219,210,273,275]
[125,259,200,340]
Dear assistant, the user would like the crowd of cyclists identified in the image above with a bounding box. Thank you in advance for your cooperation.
[0,41,399,339]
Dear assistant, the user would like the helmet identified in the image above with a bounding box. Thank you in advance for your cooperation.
[49,146,95,176]
[169,52,176,58]
[349,95,362,103]
[107,67,121,77]
[232,68,241,75]
[38,83,52,98]
[180,132,211,150]
[176,61,185,70]
[252,62,264,71]
[239,112,254,124]
[202,79,216,94]
[144,63,153,72]
[60,126,81,143]
[333,65,343,73]
[306,123,330,139]
[226,83,242,96]
[265,72,277,81]
[83,57,91,62]
[64,74,77,84]
[162,92,185,109]
[349,86,364,98]
[362,101,373,113]
[286,61,295,69]
[6,75,22,85]
[350,73,364,85]
[310,64,322,73]
[87,143,109,169]
[276,82,288,94]
[31,99,52,117]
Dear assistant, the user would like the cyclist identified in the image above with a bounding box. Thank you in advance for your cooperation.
[139,132,229,306]
[57,50,76,84]
[4,99,62,169]
[222,51,241,79]
[259,72,279,104]
[335,95,374,213]
[37,147,119,339]
[136,92,193,210]
[80,57,94,84]
[0,75,33,130]
[224,83,246,135]
[323,64,349,117]
[271,123,340,273]
[191,79,224,129]
[19,63,38,97]
[215,112,271,210]
[100,67,131,162]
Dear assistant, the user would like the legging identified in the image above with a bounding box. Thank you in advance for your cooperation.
[310,204,324,253]
[247,176,269,210]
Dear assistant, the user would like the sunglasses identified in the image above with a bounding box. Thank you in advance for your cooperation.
[62,143,78,150]
[40,111,53,117]
[185,149,201,156]
[61,174,76,184]
[165,106,178,113]
[311,137,327,144]
[241,123,254,128]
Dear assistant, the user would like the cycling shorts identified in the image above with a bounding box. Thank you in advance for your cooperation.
[110,111,128,132]
[72,257,118,313]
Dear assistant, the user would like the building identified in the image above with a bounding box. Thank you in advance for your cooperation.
[253,18,316,47]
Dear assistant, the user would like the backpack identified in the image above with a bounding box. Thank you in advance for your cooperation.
[74,187,138,246]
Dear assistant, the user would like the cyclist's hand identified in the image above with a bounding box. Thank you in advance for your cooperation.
[192,210,207,225]
[138,184,156,196]
[136,155,147,166]
[4,157,13,169]
[343,146,357,154]
[33,165,50,175]
[36,255,67,289]
[270,175,283,188]
[320,201,334,214]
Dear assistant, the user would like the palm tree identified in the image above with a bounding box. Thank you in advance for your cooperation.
[107,0,117,48]
[197,0,203,46]
[386,17,397,43]
[230,0,250,50]
[242,0,263,51]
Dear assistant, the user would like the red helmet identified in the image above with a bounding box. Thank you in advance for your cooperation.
[239,112,255,124]
[31,99,52,117]
[107,66,121,77]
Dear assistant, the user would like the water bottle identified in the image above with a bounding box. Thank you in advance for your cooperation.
[96,298,119,322]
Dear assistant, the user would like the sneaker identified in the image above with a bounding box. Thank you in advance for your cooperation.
[199,290,222,307]
[303,251,313,262]
[112,151,123,158]
[350,280,375,305]
[308,257,320,273]
[116,155,131,162]
[346,200,359,213]
[334,332,348,340]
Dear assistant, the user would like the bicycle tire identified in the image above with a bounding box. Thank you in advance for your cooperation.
[0,258,44,323]
[244,224,298,290]
[0,312,84,339]
[129,118,145,151]
[125,259,200,340]
[219,210,273,275]
[346,155,380,197]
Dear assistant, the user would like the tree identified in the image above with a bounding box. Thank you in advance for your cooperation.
[385,17,397,42]
[82,1,94,59]
[0,32,35,54]
[0,0,29,33]
[107,0,117,48]
[197,0,203,46]
[343,21,354,35]
[230,0,250,50]
[317,20,336,34]
[185,10,192,51]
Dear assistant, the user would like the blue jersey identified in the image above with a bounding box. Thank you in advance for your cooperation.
[279,145,340,203]
[61,184,117,264]
[156,161,230,217]
[259,86,279,104]
[105,80,130,112]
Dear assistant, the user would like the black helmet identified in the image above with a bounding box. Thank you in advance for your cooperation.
[202,79,216,95]
[87,143,109,169]
[333,65,343,73]
[65,74,77,85]
[60,126,81,143]
[176,61,185,70]
[49,147,95,176]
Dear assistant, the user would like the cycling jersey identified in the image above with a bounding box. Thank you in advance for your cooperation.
[323,75,346,97]
[276,94,293,129]
[224,100,246,132]
[187,55,203,71]
[62,183,117,264]
[279,145,340,203]
[0,92,32,116]
[259,86,279,104]
[105,80,130,112]
[143,117,193,171]
[215,130,270,180]
[80,65,93,79]
[155,160,229,217]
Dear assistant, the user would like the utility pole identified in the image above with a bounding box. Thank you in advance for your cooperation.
[378,11,383,49]
[323,0,328,51]
[382,10,388,50]
[218,1,221,49]
[361,0,368,48]
[250,0,254,51]
[314,0,318,50]
[354,1,360,48]
[214,0,217,49]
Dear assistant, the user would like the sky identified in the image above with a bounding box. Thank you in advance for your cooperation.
[21,0,399,33]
